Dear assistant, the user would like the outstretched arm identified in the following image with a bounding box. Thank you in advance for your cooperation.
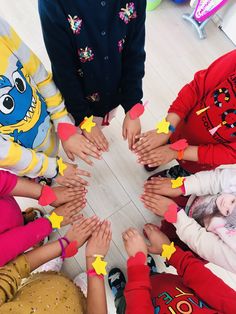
[170,246,236,313]
[0,138,57,179]
[0,216,99,305]
[174,210,236,273]
[85,221,111,314]
[184,167,236,196]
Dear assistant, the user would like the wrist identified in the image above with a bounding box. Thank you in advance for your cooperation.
[182,146,199,162]
[58,237,70,260]
[166,112,181,128]
[38,185,57,206]
[86,256,95,269]
[86,254,107,276]
[32,182,43,200]
[58,123,77,141]
[170,139,189,161]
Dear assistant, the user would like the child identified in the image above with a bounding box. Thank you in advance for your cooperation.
[134,50,236,175]
[0,17,100,186]
[0,218,111,314]
[0,169,87,266]
[142,165,236,272]
[109,226,236,313]
[38,0,146,151]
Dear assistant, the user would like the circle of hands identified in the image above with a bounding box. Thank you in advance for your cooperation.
[51,124,180,259]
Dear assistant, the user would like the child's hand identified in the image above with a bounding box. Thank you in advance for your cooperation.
[55,162,91,187]
[86,220,112,258]
[144,177,183,198]
[82,125,109,152]
[52,199,86,226]
[144,224,171,255]
[137,144,177,167]
[62,133,101,165]
[51,185,87,207]
[122,113,141,150]
[133,130,169,155]
[122,228,148,258]
[141,193,177,217]
[65,215,100,248]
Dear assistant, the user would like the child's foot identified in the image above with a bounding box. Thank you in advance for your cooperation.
[147,254,158,275]
[143,223,170,255]
[122,228,148,258]
[108,268,126,298]
[74,272,88,297]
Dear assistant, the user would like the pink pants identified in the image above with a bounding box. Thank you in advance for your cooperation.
[0,197,52,266]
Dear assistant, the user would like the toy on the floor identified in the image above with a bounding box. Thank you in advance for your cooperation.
[183,0,229,39]
[146,0,162,11]
[172,0,187,3]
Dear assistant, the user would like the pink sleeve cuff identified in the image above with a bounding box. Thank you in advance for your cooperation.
[0,170,18,197]
[57,123,77,141]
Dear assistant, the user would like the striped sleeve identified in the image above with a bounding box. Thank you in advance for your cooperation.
[0,17,74,130]
[0,137,57,178]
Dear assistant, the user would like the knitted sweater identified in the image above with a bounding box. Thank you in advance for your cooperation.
[39,0,146,125]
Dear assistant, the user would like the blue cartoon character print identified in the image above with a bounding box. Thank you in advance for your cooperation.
[0,61,50,148]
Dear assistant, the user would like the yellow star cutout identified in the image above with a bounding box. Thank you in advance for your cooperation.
[48,212,64,229]
[161,242,176,260]
[81,115,96,133]
[171,177,184,189]
[57,157,67,176]
[92,256,107,275]
[156,118,170,134]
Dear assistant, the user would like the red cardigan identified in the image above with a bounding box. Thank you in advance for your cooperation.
[124,247,236,313]
[168,50,236,173]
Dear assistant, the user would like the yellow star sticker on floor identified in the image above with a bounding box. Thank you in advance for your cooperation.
[81,115,96,133]
[48,212,64,229]
[161,242,176,260]
[92,256,107,275]
[156,118,170,134]
[171,177,184,189]
[57,157,67,176]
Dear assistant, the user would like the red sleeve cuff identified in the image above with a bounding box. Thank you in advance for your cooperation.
[127,264,150,283]
[168,246,185,268]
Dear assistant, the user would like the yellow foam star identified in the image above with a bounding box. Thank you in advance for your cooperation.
[81,115,96,133]
[48,212,64,229]
[57,157,67,176]
[171,177,184,189]
[92,256,107,275]
[155,118,170,134]
[161,242,176,260]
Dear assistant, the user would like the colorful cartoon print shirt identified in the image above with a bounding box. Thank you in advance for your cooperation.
[39,0,146,125]
[168,50,236,173]
[0,17,73,178]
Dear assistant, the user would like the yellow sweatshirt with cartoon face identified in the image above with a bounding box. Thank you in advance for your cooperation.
[0,17,73,178]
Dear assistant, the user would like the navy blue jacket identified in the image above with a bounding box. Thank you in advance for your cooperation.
[39,0,146,125]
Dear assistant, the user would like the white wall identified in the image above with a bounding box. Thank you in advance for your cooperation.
[215,0,235,21]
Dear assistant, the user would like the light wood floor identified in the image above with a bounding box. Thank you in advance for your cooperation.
[1,0,236,313]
